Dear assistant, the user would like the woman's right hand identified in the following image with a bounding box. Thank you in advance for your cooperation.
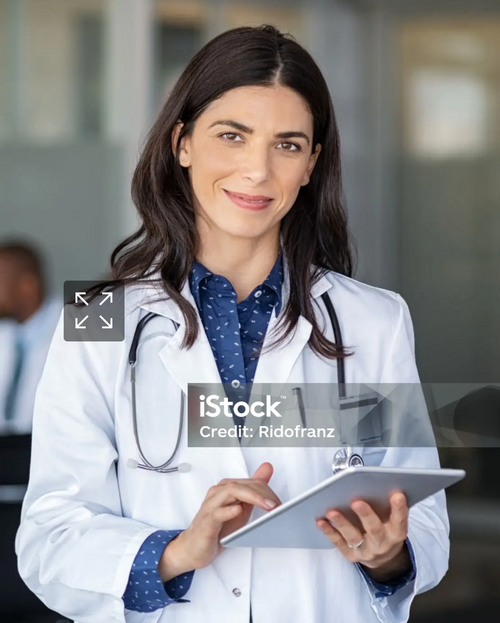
[158,462,281,581]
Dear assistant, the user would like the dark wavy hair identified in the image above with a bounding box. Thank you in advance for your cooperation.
[76,24,357,361]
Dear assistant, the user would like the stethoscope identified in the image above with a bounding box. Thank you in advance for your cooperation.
[126,292,364,475]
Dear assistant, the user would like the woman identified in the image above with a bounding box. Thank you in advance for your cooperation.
[16,25,449,623]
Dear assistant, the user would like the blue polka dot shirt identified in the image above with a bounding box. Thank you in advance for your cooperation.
[190,251,284,427]
[123,251,416,612]
[123,530,194,611]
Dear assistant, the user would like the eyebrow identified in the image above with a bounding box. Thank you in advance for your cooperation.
[207,119,311,146]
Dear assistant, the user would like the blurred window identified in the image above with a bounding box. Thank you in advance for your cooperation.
[75,14,104,138]
[398,19,500,503]
[0,0,104,143]
[153,21,202,108]
[400,24,500,159]
[408,68,488,158]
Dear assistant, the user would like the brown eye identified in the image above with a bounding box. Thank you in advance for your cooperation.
[279,142,301,152]
[220,133,242,142]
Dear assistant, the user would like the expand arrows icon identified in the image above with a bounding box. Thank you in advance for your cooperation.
[75,315,89,329]
[65,281,124,341]
[73,290,115,330]
[99,316,113,329]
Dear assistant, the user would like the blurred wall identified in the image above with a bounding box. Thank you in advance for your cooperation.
[0,0,124,294]
[0,144,124,292]
[0,0,385,296]
[397,17,500,383]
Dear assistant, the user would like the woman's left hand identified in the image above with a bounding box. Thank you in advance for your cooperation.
[316,491,411,578]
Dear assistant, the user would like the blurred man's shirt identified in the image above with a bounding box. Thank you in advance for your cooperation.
[0,297,61,435]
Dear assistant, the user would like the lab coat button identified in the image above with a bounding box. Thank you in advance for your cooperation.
[232,588,242,597]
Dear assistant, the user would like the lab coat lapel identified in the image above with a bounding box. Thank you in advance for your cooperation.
[251,276,312,387]
[139,276,245,468]
[252,254,333,387]
[138,258,334,393]
[139,276,223,391]
[243,256,333,444]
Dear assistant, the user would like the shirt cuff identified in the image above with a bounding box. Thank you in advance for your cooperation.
[356,537,417,598]
[123,529,195,612]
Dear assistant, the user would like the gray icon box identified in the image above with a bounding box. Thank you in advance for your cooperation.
[64,281,124,342]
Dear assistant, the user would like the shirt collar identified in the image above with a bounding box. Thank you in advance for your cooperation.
[189,251,283,312]
[262,251,283,314]
[189,261,213,311]
[17,296,60,349]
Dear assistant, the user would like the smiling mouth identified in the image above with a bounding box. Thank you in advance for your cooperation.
[223,189,273,210]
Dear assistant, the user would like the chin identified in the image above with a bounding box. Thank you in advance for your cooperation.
[219,227,267,240]
[210,213,269,239]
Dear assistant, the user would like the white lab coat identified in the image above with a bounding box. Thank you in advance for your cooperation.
[15,260,449,623]
[0,296,61,434]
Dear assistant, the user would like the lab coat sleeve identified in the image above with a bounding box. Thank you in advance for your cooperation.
[357,293,450,623]
[15,309,165,623]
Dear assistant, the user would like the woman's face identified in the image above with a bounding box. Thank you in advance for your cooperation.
[173,84,321,242]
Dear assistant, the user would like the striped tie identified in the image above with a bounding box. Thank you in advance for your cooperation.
[4,332,25,422]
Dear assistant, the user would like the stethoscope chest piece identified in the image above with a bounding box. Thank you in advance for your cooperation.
[332,448,364,475]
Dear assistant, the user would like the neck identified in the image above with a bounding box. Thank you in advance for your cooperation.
[195,223,280,303]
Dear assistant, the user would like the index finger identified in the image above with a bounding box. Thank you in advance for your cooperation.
[207,478,280,502]
[211,481,281,512]
[221,478,281,502]
[240,480,282,507]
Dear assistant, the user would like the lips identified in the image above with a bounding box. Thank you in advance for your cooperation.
[223,189,273,211]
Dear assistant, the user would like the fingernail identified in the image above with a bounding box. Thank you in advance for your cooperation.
[264,499,277,509]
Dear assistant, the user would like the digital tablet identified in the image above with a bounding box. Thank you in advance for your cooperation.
[220,466,465,549]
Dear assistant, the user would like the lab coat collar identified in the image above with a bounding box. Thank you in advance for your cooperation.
[137,253,333,392]
[139,253,333,324]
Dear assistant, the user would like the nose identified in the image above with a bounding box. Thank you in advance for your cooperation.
[238,141,271,184]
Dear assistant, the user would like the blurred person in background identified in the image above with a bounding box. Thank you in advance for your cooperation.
[0,240,60,435]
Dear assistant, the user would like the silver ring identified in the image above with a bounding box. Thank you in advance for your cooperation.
[347,538,364,549]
